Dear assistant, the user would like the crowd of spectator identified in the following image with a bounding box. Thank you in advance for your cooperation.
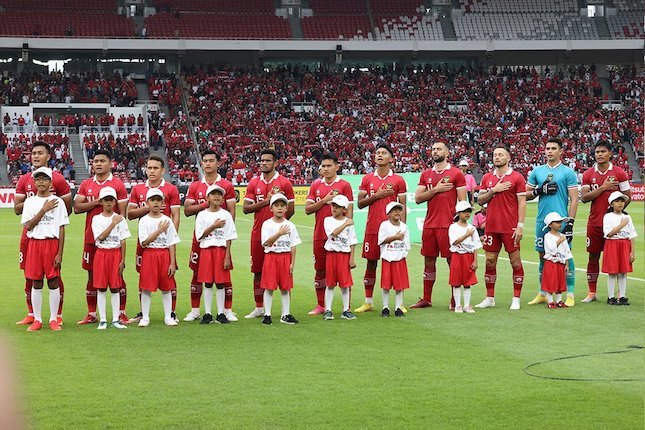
[82,133,150,183]
[2,133,75,185]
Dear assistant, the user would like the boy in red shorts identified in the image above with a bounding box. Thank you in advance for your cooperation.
[322,194,358,321]
[20,167,69,331]
[137,189,181,327]
[92,187,132,329]
[378,202,410,318]
[260,194,301,325]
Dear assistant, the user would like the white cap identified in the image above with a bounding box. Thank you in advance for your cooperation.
[608,191,629,205]
[98,187,117,200]
[544,212,566,227]
[459,160,469,167]
[32,166,53,179]
[206,184,226,196]
[455,201,472,213]
[269,193,288,206]
[330,194,349,208]
[145,188,165,200]
[385,201,404,214]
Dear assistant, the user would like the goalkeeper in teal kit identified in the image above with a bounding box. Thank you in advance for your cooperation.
[526,138,579,307]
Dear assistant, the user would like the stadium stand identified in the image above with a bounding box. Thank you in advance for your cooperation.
[145,13,291,39]
[82,133,149,185]
[3,133,74,186]
[606,0,644,39]
[372,2,444,41]
[0,12,134,37]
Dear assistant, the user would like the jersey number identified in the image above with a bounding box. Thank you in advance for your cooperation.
[481,235,494,247]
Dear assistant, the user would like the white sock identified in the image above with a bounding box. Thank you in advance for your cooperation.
[203,287,213,315]
[49,288,60,322]
[607,275,616,298]
[191,307,200,314]
[141,291,151,320]
[31,288,43,322]
[110,291,120,322]
[365,296,373,305]
[324,287,334,311]
[97,290,107,322]
[161,291,172,321]
[280,290,290,317]
[263,289,273,316]
[463,288,471,307]
[341,288,350,311]
[556,293,562,303]
[547,293,554,303]
[216,288,225,315]
[618,274,627,298]
[453,287,461,307]
[382,289,390,310]
[395,290,403,310]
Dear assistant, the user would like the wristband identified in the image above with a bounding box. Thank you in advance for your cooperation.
[531,188,539,198]
[516,222,524,228]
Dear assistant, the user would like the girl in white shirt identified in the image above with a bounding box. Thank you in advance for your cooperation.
[448,202,482,313]
[541,212,573,309]
[377,202,410,318]
[602,192,637,305]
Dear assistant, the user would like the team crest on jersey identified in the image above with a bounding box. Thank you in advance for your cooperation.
[608,176,615,182]
[443,176,450,183]
[331,189,339,195]
[272,186,281,193]
[386,183,393,189]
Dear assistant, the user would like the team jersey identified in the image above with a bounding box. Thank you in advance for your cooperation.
[418,165,466,229]
[306,177,354,241]
[261,218,301,253]
[582,163,630,227]
[91,213,131,249]
[244,173,295,240]
[128,179,181,218]
[323,216,358,253]
[359,170,407,235]
[76,174,128,244]
[16,170,71,200]
[479,168,526,234]
[543,232,573,264]
[185,175,237,213]
[448,223,482,254]
[378,220,410,262]
[21,195,70,239]
[527,162,578,221]
[195,208,238,248]
[138,214,181,249]
[603,213,638,240]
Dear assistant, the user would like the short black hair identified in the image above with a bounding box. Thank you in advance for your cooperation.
[494,144,511,155]
[201,149,220,161]
[594,140,613,152]
[321,152,338,163]
[434,140,451,150]
[375,143,393,157]
[148,154,165,167]
[31,141,51,154]
[260,149,277,161]
[94,149,113,160]
[546,138,563,149]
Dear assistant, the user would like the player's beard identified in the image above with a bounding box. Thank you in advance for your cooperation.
[432,155,445,163]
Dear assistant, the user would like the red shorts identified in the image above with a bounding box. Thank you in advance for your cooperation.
[197,246,233,284]
[362,233,381,261]
[602,239,633,274]
[541,260,566,293]
[93,248,124,290]
[586,225,605,254]
[25,238,60,281]
[82,243,97,271]
[19,228,28,270]
[449,252,478,287]
[189,236,201,272]
[325,252,353,288]
[313,240,327,271]
[260,253,293,291]
[250,238,265,273]
[380,259,410,291]
[421,228,450,258]
[139,249,177,292]
[482,232,520,253]
[135,241,144,273]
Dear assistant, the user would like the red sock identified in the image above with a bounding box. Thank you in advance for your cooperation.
[423,264,436,302]
[25,278,33,314]
[57,278,65,316]
[86,279,97,313]
[171,289,177,312]
[484,266,497,297]
[512,264,524,298]
[190,271,202,309]
[314,273,326,307]
[587,260,600,294]
[224,284,233,309]
[253,278,263,307]
[363,269,376,299]
[119,286,127,312]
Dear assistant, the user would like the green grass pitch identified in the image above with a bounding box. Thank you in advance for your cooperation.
[0,204,643,429]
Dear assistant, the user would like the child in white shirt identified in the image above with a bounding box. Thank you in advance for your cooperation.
[448,201,482,313]
[377,202,410,317]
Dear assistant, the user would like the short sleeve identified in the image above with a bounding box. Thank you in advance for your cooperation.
[244,180,256,202]
[54,175,71,196]
[91,216,102,240]
[185,182,198,202]
[527,169,537,187]
[194,212,207,241]
[454,170,466,188]
[581,170,591,187]
[348,225,358,246]
[15,175,26,195]
[359,175,370,193]
[306,181,317,202]
[566,169,579,188]
[224,183,236,202]
[448,224,460,245]
[417,171,427,187]
[377,222,388,245]
[342,181,354,202]
[323,217,333,236]
[260,220,271,245]
[168,186,181,207]
[118,219,131,241]
[282,180,295,201]
[76,180,88,199]
[397,176,407,194]
[128,186,139,205]
[116,182,128,201]
[289,223,301,247]
[226,212,238,240]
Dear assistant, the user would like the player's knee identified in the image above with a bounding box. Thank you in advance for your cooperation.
[485,255,497,267]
